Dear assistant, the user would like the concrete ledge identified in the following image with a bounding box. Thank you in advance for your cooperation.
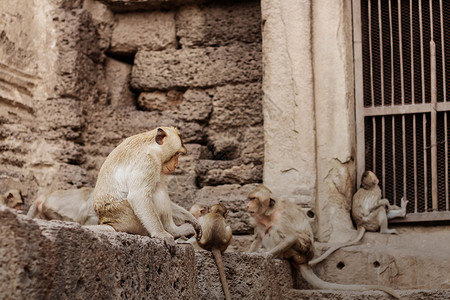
[313,230,450,290]
[287,289,450,300]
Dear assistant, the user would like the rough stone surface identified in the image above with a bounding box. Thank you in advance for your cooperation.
[137,90,184,111]
[109,11,176,56]
[196,159,263,188]
[131,43,262,90]
[104,57,135,107]
[0,208,198,299]
[196,251,294,300]
[98,0,209,12]
[176,1,262,48]
[312,0,356,242]
[261,0,317,208]
[83,0,115,52]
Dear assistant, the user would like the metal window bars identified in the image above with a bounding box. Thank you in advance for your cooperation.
[353,0,450,222]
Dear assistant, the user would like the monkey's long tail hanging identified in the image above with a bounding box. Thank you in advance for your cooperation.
[299,264,400,299]
[211,248,231,300]
[308,227,366,266]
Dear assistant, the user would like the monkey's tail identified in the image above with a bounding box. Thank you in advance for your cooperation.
[211,248,231,300]
[309,227,366,266]
[299,264,400,299]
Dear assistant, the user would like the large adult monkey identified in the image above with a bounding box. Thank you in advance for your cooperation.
[197,203,232,300]
[247,185,400,299]
[87,127,202,251]
[310,170,408,266]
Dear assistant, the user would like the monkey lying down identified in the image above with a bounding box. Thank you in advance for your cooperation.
[86,127,202,252]
[246,185,400,298]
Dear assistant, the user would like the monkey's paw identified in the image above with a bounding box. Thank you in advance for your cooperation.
[187,220,202,241]
[155,233,176,255]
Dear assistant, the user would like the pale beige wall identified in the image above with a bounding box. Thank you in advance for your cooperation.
[261,0,317,207]
[261,0,356,242]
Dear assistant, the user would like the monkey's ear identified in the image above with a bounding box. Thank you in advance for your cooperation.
[269,198,276,207]
[156,128,167,145]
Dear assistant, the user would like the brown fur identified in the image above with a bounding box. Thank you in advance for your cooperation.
[198,204,232,300]
[247,185,399,299]
[87,127,201,252]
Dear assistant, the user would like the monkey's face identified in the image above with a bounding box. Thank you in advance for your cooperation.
[6,191,23,210]
[362,171,379,189]
[162,153,180,174]
[247,194,264,216]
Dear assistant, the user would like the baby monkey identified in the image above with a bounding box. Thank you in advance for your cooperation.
[198,203,232,300]
[310,170,408,265]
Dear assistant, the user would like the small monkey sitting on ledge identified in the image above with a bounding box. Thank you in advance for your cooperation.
[310,170,408,265]
[197,203,232,300]
[247,185,399,298]
[86,127,202,251]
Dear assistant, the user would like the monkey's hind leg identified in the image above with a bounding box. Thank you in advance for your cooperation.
[377,208,398,234]
[387,197,409,219]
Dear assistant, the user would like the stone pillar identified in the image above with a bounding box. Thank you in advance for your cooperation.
[261,0,316,206]
[312,0,355,242]
[261,0,356,242]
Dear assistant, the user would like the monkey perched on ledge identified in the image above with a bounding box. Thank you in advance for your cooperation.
[197,203,232,300]
[310,170,408,266]
[86,127,202,252]
[246,185,399,299]
[27,187,98,225]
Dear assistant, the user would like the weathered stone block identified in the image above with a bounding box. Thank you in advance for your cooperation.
[196,158,263,188]
[105,58,135,107]
[137,90,183,111]
[0,208,198,299]
[83,0,114,51]
[178,89,212,122]
[209,82,262,129]
[176,1,261,47]
[109,11,176,56]
[196,251,294,300]
[98,0,209,12]
[131,43,262,90]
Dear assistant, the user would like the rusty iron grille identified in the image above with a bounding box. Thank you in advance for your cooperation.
[353,0,450,222]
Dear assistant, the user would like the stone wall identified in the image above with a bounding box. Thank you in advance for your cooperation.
[0,0,105,204]
[0,0,263,228]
